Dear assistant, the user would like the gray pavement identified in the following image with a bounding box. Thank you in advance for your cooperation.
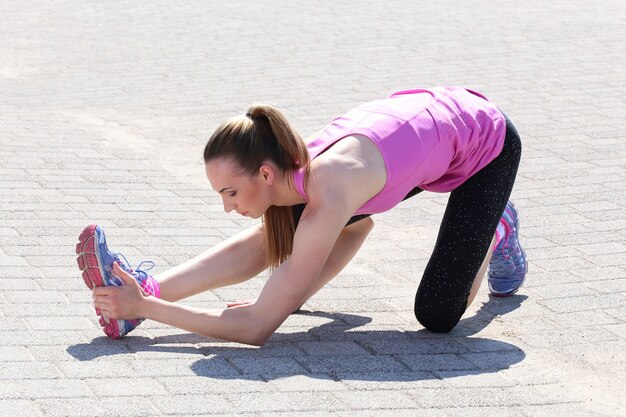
[1,0,625,415]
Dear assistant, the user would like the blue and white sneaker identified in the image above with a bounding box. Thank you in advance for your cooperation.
[488,202,528,297]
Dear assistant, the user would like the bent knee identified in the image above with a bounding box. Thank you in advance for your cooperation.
[414,303,463,333]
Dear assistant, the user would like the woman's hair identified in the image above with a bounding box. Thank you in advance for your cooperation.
[203,104,310,269]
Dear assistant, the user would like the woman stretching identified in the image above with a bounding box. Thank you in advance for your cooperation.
[76,86,526,345]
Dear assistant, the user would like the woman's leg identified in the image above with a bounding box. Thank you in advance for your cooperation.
[155,223,268,302]
[414,115,522,332]
[156,209,375,304]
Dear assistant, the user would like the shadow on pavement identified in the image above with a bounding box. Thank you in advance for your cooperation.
[67,294,527,382]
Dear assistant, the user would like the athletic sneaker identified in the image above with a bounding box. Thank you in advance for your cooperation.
[488,202,528,297]
[76,224,160,338]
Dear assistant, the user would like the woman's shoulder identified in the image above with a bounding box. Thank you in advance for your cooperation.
[305,136,387,210]
[303,128,325,145]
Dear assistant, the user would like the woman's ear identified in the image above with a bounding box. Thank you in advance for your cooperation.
[259,163,275,185]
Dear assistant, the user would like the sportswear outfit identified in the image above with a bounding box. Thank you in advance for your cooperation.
[291,86,523,332]
[76,86,524,339]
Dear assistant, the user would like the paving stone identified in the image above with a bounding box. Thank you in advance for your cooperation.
[435,370,517,388]
[265,411,452,417]
[0,400,43,417]
[56,360,138,379]
[266,373,349,392]
[24,316,94,330]
[3,290,69,303]
[521,403,617,417]
[338,371,442,390]
[460,350,526,370]
[514,327,621,349]
[133,357,240,378]
[226,356,310,378]
[2,302,93,317]
[151,394,234,415]
[159,375,265,394]
[31,343,133,362]
[359,337,467,355]
[336,389,419,409]
[549,310,622,329]
[583,278,626,294]
[223,391,342,413]
[0,361,61,379]
[539,294,626,313]
[84,377,167,397]
[526,283,597,299]
[0,379,92,399]
[0,316,26,330]
[295,341,372,356]
[0,346,35,361]
[396,354,476,372]
[36,397,160,417]
[443,407,527,417]
[411,385,579,408]
[0,330,87,346]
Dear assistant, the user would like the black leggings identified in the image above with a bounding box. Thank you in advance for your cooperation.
[292,114,522,332]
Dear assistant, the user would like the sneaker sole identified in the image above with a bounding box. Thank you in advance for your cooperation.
[76,224,123,339]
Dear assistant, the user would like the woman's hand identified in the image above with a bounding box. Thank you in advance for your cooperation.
[92,262,148,320]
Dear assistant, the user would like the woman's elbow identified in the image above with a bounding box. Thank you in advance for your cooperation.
[214,326,268,347]
[248,334,269,347]
[236,315,278,346]
[346,216,374,234]
[244,326,274,346]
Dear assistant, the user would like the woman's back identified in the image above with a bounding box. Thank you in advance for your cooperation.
[294,86,507,215]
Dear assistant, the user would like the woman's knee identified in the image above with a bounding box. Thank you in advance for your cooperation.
[414,291,464,333]
[414,310,460,333]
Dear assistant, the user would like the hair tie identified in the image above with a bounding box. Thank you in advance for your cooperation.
[245,112,254,120]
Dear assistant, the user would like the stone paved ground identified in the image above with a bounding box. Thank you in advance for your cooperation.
[1,0,625,416]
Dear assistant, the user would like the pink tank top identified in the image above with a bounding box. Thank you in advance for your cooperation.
[293,86,507,215]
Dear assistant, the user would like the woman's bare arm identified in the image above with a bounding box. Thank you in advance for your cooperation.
[94,154,379,345]
[94,194,356,346]
[96,200,351,346]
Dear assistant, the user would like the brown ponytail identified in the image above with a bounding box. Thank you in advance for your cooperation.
[204,105,310,269]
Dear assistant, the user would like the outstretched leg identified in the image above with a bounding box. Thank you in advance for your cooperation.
[155,223,268,302]
[156,213,374,306]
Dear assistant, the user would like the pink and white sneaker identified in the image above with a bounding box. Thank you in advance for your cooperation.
[76,224,160,338]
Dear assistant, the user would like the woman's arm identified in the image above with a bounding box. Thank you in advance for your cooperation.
[149,217,373,344]
[94,161,374,345]
[96,200,354,346]
[245,195,359,344]
[95,262,269,345]
[141,294,266,346]
[299,216,374,305]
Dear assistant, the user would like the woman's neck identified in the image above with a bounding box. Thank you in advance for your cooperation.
[272,168,308,207]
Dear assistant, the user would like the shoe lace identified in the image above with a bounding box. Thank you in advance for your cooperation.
[114,253,155,281]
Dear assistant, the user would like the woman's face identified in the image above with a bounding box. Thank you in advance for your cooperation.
[205,158,271,219]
